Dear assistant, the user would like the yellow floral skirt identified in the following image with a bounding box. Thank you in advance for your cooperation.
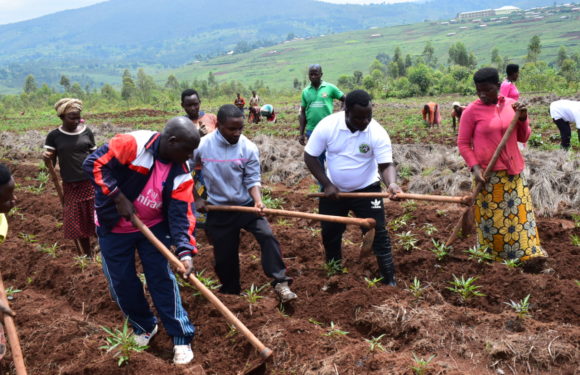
[474,171,547,262]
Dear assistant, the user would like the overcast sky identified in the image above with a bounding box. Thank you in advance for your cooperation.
[0,0,106,25]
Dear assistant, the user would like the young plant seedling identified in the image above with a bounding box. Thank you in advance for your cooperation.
[308,318,323,326]
[324,259,348,277]
[35,170,50,185]
[276,218,291,226]
[365,334,386,352]
[5,286,22,300]
[422,223,438,235]
[225,323,238,338]
[364,276,384,288]
[447,275,486,302]
[38,242,59,258]
[435,209,447,217]
[307,226,321,237]
[397,231,419,251]
[323,321,349,337]
[501,259,520,269]
[465,245,494,263]
[570,234,580,247]
[192,269,221,297]
[100,319,148,367]
[572,214,580,228]
[261,188,285,209]
[93,253,102,265]
[244,283,267,304]
[505,294,531,319]
[18,232,37,243]
[430,239,450,261]
[401,200,417,212]
[7,207,24,220]
[411,353,436,375]
[74,255,90,271]
[389,213,413,231]
[408,277,425,300]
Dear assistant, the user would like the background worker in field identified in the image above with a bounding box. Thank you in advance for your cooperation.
[304,90,401,286]
[181,89,217,228]
[43,98,97,256]
[192,104,297,303]
[451,101,465,133]
[549,99,580,150]
[83,117,200,365]
[298,64,345,152]
[499,64,520,101]
[234,93,246,115]
[0,163,18,318]
[422,101,441,127]
[248,90,261,124]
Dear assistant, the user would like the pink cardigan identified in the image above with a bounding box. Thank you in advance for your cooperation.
[457,96,530,175]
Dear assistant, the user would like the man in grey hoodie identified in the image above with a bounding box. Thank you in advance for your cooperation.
[192,104,297,302]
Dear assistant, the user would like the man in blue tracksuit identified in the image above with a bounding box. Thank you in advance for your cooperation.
[193,104,297,303]
[83,117,200,365]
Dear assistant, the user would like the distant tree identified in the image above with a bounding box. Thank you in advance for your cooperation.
[392,47,406,77]
[136,69,155,102]
[121,69,136,100]
[70,82,84,98]
[207,72,217,88]
[101,84,118,100]
[468,52,478,69]
[404,54,413,68]
[559,59,578,85]
[165,74,180,90]
[407,64,432,94]
[526,35,541,63]
[448,42,469,67]
[337,75,354,90]
[571,52,580,66]
[375,52,391,65]
[60,75,71,92]
[369,59,385,75]
[556,46,568,68]
[353,71,363,86]
[293,78,301,90]
[23,74,37,93]
[286,32,295,41]
[422,42,437,67]
[363,75,375,91]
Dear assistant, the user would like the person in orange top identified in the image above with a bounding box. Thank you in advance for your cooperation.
[234,93,246,113]
[422,102,441,127]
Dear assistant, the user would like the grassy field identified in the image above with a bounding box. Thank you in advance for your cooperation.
[165,14,579,89]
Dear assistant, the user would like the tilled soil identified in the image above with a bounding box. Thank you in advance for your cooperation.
[0,162,578,375]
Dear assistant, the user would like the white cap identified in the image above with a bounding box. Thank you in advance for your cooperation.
[452,101,461,107]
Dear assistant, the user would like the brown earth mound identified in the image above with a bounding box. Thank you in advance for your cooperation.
[0,162,578,374]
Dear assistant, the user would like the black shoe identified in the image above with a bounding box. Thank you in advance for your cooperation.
[376,255,397,287]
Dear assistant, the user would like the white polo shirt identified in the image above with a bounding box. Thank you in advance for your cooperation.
[305,111,393,192]
[550,100,580,129]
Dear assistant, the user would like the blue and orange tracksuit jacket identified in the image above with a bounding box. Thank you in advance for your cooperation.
[83,130,197,258]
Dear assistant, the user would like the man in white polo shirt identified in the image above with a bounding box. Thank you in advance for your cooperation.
[304,89,401,286]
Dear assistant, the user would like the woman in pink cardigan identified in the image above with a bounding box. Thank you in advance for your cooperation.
[457,67,547,263]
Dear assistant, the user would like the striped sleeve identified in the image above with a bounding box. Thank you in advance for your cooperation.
[169,172,197,257]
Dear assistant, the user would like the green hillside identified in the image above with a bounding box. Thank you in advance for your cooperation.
[166,14,579,89]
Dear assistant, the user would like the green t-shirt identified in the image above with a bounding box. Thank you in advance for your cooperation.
[301,81,344,131]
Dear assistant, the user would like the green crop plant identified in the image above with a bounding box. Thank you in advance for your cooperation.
[74,255,90,271]
[35,170,50,185]
[308,184,320,193]
[397,231,419,251]
[323,321,349,337]
[38,242,59,258]
[430,239,450,261]
[275,218,291,226]
[365,334,386,352]
[422,223,438,235]
[389,213,413,231]
[411,353,436,375]
[401,200,417,212]
[93,253,102,265]
[192,269,221,296]
[408,277,425,300]
[18,232,37,243]
[225,324,238,338]
[570,234,580,247]
[244,284,267,304]
[7,207,24,219]
[308,318,323,326]
[100,319,148,367]
[501,259,520,269]
[398,165,412,180]
[435,209,447,217]
[505,294,531,319]
[55,222,63,229]
[364,276,383,288]
[572,214,580,228]
[447,275,486,302]
[465,245,494,263]
[307,226,321,237]
[324,259,348,277]
[5,286,22,300]
[261,187,285,209]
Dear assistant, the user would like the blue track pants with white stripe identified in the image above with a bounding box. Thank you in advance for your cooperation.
[98,222,195,345]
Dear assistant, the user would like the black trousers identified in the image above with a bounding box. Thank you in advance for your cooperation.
[319,182,393,262]
[206,208,291,295]
[553,118,580,149]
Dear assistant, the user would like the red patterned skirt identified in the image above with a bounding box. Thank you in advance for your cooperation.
[63,180,95,239]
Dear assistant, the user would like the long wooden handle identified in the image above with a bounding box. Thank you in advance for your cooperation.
[0,272,27,375]
[44,159,64,205]
[131,215,272,359]
[308,192,469,204]
[206,205,375,228]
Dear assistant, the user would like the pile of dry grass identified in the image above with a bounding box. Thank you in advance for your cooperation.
[254,134,310,185]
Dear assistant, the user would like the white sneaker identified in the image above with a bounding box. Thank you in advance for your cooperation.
[133,324,158,347]
[173,344,194,365]
[274,282,297,303]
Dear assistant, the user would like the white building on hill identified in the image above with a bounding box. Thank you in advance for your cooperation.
[458,5,521,20]
[495,5,521,15]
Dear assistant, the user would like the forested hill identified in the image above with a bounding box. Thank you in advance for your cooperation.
[0,0,559,92]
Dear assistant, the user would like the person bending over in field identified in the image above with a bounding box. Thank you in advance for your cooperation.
[83,117,200,365]
[457,67,547,264]
[549,99,580,150]
[181,88,217,229]
[451,101,465,133]
[43,98,96,256]
[248,90,261,124]
[304,90,402,286]
[192,104,297,303]
[422,102,441,128]
[0,163,17,318]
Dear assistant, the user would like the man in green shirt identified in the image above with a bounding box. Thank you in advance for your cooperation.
[298,64,345,147]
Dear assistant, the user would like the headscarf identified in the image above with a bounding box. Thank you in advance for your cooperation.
[54,98,83,117]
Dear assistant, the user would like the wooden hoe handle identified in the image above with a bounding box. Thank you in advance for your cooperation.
[0,272,27,375]
[206,205,375,228]
[44,159,64,205]
[308,192,470,204]
[131,215,273,360]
